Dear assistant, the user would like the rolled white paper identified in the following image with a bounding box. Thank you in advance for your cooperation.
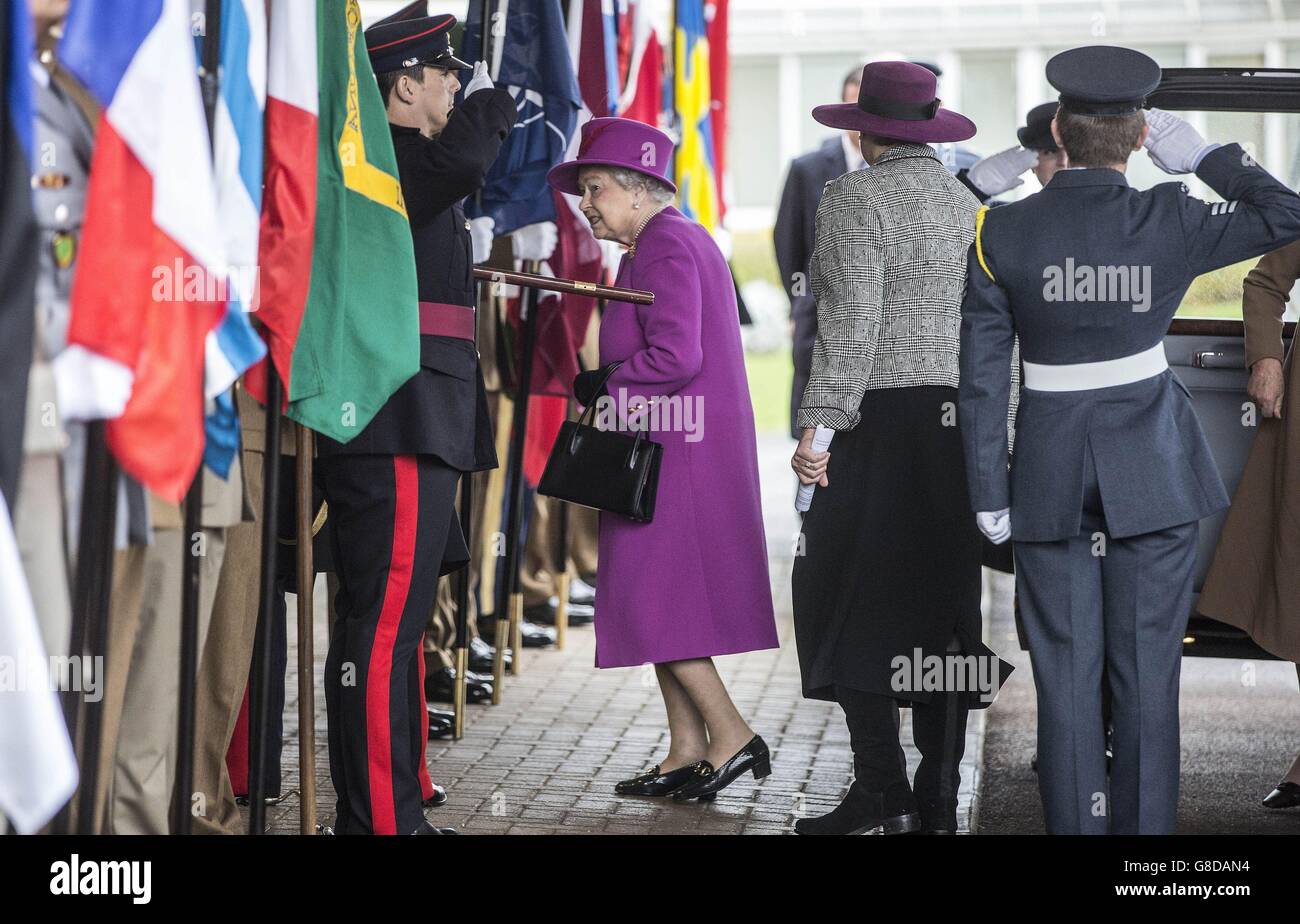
[795,425,835,513]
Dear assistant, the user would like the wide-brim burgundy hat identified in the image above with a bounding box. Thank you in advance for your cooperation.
[812,60,975,143]
[547,117,678,196]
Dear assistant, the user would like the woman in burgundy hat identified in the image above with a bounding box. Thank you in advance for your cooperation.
[547,119,779,803]
[790,61,1013,835]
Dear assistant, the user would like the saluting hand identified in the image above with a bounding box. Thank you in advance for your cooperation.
[464,61,495,97]
[1143,108,1218,175]
[967,146,1040,197]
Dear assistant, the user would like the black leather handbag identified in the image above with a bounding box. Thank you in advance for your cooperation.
[538,362,663,522]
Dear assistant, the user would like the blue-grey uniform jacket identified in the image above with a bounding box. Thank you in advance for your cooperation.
[959,143,1300,542]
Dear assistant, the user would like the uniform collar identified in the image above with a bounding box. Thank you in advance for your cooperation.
[1044,167,1130,189]
[873,143,938,166]
[389,122,423,138]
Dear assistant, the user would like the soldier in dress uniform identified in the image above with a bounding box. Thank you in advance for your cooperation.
[962,102,1068,203]
[312,12,515,836]
[958,45,1300,834]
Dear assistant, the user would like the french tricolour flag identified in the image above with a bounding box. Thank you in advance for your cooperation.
[59,0,230,502]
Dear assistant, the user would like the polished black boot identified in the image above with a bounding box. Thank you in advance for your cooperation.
[422,783,448,808]
[671,735,771,801]
[795,782,920,835]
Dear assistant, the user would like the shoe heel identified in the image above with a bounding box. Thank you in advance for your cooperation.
[752,755,772,780]
[881,812,922,835]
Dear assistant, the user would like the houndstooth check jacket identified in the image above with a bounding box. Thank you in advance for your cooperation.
[797,143,1018,436]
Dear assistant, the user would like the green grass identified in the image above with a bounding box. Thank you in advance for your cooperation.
[745,349,793,436]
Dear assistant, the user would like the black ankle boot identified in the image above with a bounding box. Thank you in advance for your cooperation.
[917,795,958,834]
[794,782,921,835]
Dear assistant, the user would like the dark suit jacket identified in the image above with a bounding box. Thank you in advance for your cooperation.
[960,144,1300,540]
[317,89,517,470]
[774,137,849,437]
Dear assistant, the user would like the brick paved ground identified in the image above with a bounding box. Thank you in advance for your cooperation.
[261,434,990,835]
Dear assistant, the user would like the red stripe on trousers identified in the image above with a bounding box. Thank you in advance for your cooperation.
[417,633,433,800]
[366,455,419,834]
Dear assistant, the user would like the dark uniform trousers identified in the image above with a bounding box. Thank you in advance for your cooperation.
[319,453,460,835]
[1012,451,1196,834]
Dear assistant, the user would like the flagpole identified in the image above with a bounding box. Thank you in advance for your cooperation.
[63,421,119,835]
[171,0,223,837]
[248,368,282,834]
[295,426,317,833]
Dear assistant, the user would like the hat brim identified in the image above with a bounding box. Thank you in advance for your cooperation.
[433,53,472,70]
[811,103,976,143]
[1016,125,1058,152]
[546,160,678,197]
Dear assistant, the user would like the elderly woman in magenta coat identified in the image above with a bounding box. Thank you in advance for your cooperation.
[547,118,779,802]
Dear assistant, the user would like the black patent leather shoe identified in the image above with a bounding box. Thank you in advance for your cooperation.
[422,783,448,808]
[1263,781,1300,809]
[412,820,458,835]
[794,783,921,836]
[468,636,510,673]
[425,665,493,704]
[427,706,454,739]
[525,600,595,627]
[670,735,771,801]
[519,620,557,648]
[615,764,717,800]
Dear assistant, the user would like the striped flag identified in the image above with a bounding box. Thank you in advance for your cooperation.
[673,0,720,230]
[245,0,419,443]
[203,0,268,478]
[59,0,228,502]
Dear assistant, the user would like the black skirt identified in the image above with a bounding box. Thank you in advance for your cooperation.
[792,386,1012,707]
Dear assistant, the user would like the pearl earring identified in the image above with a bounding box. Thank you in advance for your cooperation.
[634,201,641,210]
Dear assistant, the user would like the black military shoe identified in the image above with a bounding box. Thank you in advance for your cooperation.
[412,820,458,835]
[519,620,557,647]
[427,706,454,739]
[423,783,448,808]
[468,635,510,673]
[524,599,595,627]
[424,665,493,704]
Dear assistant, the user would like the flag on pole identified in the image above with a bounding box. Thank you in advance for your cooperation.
[705,0,727,222]
[246,0,419,443]
[614,0,663,128]
[0,0,37,507]
[569,0,619,120]
[673,0,720,230]
[59,0,228,502]
[0,490,77,833]
[464,0,581,235]
[203,0,268,477]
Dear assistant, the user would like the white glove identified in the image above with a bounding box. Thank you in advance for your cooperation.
[975,508,1011,545]
[469,216,495,263]
[463,61,494,98]
[52,344,134,422]
[512,221,558,262]
[966,146,1040,197]
[1143,108,1219,174]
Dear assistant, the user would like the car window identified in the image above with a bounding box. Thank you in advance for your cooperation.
[1125,110,1300,321]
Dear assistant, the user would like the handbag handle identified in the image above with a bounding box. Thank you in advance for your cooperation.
[568,361,625,455]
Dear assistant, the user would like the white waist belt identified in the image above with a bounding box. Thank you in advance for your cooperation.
[1022,343,1168,392]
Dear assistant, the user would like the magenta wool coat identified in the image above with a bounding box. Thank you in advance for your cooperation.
[593,206,778,668]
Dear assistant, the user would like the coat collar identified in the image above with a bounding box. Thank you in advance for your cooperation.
[1044,167,1130,190]
[874,142,938,166]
